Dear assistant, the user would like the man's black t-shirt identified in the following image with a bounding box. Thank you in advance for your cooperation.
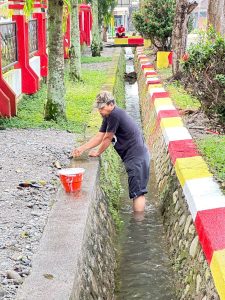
[99,106,147,161]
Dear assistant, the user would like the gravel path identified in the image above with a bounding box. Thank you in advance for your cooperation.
[0,129,76,299]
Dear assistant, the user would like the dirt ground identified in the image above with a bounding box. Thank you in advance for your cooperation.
[0,129,76,299]
[181,109,224,140]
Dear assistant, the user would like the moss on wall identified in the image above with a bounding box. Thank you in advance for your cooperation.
[100,48,126,229]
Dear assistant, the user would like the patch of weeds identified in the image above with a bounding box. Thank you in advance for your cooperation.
[166,81,200,110]
[197,136,225,183]
[100,146,124,230]
[81,56,112,64]
[158,68,200,110]
[157,67,173,81]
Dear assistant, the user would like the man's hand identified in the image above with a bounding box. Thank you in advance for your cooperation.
[88,150,100,157]
[71,146,84,157]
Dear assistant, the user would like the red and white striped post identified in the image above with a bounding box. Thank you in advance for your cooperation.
[0,35,17,117]
[9,0,39,94]
[33,0,48,77]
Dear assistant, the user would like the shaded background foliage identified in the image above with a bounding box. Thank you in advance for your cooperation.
[182,28,225,123]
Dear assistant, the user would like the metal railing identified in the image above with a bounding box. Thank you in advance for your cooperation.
[0,21,18,71]
[29,19,38,55]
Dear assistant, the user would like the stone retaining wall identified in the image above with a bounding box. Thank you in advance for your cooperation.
[135,47,225,300]
[72,178,116,300]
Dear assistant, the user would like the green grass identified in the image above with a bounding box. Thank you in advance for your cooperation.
[0,69,107,133]
[81,56,112,64]
[158,68,200,110]
[197,136,225,182]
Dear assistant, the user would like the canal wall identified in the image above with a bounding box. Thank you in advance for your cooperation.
[135,47,225,300]
[16,48,125,300]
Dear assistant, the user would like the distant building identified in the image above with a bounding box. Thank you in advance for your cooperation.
[113,0,139,32]
[192,0,208,30]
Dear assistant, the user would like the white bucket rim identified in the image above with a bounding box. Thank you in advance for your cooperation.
[58,168,85,176]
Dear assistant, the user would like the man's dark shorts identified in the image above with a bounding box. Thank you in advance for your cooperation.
[124,150,150,199]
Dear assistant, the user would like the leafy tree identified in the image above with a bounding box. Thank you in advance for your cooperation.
[208,0,225,36]
[90,0,101,56]
[98,0,117,42]
[171,0,197,76]
[181,28,225,123]
[132,0,176,51]
[87,0,117,51]
[69,0,82,81]
[24,0,70,121]
[45,0,71,121]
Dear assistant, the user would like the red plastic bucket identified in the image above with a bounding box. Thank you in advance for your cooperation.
[58,168,85,193]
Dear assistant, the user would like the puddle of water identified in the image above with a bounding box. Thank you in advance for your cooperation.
[115,48,176,300]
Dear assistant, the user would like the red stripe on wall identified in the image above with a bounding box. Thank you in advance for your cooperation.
[195,208,225,263]
[151,92,170,101]
[168,139,199,164]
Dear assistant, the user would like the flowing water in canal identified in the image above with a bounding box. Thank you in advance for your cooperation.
[115,48,176,300]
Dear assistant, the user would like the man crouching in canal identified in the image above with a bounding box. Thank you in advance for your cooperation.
[72,91,150,212]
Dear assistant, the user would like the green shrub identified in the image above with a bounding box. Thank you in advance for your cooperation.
[182,28,225,123]
[132,0,176,50]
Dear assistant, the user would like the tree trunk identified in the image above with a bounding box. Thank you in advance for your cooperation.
[69,0,82,81]
[91,0,101,57]
[44,0,66,121]
[208,0,225,35]
[172,0,198,76]
[102,26,108,42]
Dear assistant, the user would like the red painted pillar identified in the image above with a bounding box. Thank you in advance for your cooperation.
[0,37,17,117]
[12,14,39,94]
[80,4,92,46]
[83,10,89,45]
[33,12,48,77]
[64,14,71,59]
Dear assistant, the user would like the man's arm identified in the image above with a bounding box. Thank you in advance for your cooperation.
[72,132,105,157]
[89,132,114,157]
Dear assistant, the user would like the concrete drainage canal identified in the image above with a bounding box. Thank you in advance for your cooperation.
[115,48,176,300]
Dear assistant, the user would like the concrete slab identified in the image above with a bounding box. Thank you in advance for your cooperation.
[183,177,225,220]
[155,104,177,114]
[162,127,192,145]
[149,88,166,97]
[16,158,99,300]
[175,156,212,187]
[160,117,184,129]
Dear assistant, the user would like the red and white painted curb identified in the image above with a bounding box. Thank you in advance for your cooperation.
[137,46,225,300]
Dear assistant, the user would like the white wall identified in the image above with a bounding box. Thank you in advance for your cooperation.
[3,68,22,97]
[29,56,41,77]
[3,56,41,99]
